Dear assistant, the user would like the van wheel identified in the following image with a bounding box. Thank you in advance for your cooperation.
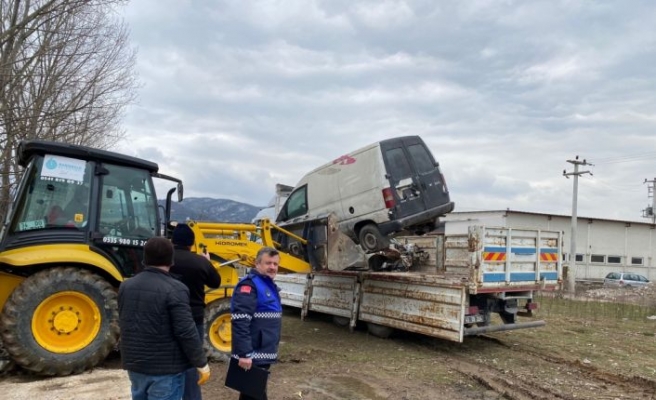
[358,224,389,252]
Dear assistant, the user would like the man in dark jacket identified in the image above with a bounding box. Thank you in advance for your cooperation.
[231,246,282,400]
[118,237,210,400]
[169,223,221,400]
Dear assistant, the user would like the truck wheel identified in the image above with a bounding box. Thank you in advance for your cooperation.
[358,224,390,252]
[499,311,516,324]
[367,322,394,338]
[205,299,231,362]
[0,267,119,376]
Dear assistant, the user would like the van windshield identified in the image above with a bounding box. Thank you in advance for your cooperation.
[281,185,307,220]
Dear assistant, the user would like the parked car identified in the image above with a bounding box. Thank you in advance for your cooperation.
[603,272,651,288]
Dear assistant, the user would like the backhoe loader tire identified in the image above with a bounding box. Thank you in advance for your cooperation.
[358,224,390,252]
[0,267,119,376]
[205,299,232,362]
[0,339,15,375]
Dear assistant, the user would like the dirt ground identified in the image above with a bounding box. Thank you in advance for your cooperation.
[1,285,656,400]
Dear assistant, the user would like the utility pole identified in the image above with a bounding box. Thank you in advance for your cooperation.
[563,156,592,293]
[643,178,656,224]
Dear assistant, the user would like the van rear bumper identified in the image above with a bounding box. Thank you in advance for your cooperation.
[379,201,455,235]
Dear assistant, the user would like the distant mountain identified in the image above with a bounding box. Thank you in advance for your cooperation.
[158,197,262,223]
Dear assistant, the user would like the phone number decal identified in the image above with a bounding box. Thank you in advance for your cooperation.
[102,236,146,247]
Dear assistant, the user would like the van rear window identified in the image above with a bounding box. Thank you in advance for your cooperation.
[385,148,412,179]
[407,144,435,174]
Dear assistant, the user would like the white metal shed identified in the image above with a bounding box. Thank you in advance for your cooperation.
[442,210,656,282]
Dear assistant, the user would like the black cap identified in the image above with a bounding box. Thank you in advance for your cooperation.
[172,223,195,247]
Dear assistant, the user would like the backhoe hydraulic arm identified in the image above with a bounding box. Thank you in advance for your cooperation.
[186,219,313,273]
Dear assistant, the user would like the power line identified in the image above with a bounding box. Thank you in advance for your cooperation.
[591,152,656,165]
[581,178,643,191]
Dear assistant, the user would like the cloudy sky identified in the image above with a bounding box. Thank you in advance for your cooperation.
[118,0,656,222]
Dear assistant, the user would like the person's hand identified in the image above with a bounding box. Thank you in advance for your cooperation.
[197,364,211,385]
[238,357,253,371]
[202,251,210,260]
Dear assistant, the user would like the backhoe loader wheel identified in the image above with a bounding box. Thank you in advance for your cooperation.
[205,299,232,362]
[0,267,119,376]
[0,339,15,375]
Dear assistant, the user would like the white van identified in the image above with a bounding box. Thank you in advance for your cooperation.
[276,136,454,251]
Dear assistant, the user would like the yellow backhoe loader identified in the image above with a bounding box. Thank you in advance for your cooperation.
[0,140,187,375]
[0,140,344,375]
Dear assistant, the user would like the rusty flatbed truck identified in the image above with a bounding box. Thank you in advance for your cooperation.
[274,225,563,341]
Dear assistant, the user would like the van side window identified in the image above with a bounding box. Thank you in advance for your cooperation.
[407,144,435,174]
[284,185,308,220]
[385,148,412,179]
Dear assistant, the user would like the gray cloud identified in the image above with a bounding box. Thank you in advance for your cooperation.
[118,0,656,221]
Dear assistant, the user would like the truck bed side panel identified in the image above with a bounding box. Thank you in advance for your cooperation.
[358,275,465,342]
[277,273,360,320]
[277,272,466,343]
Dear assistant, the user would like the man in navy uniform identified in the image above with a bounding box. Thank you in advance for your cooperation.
[230,247,282,400]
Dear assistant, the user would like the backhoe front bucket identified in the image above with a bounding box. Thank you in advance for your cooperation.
[323,215,367,271]
[274,213,367,271]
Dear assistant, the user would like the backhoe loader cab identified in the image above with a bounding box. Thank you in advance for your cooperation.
[0,140,182,376]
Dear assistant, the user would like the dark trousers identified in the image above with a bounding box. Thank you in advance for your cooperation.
[238,364,270,400]
[183,322,205,400]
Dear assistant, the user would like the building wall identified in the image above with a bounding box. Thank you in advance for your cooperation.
[443,211,656,281]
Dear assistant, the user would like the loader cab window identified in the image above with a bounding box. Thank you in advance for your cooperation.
[99,165,158,240]
[278,185,307,221]
[11,154,92,232]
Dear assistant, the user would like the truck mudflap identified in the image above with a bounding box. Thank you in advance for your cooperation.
[464,320,546,336]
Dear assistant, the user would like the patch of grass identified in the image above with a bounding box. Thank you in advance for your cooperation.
[535,294,656,321]
[503,294,656,381]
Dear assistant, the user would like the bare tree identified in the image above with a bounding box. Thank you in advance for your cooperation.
[0,0,137,219]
